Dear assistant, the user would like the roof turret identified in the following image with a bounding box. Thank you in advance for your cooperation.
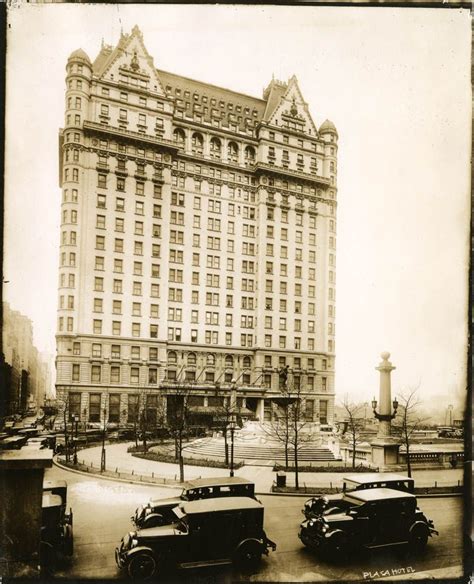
[68,48,91,63]
[319,119,338,135]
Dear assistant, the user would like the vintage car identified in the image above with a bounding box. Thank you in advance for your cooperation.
[40,480,74,570]
[303,473,415,519]
[117,497,276,579]
[299,488,437,559]
[132,477,256,529]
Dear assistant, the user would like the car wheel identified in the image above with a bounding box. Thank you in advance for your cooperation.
[409,523,429,554]
[40,541,56,575]
[235,540,262,572]
[326,531,349,561]
[127,551,157,580]
[143,513,165,528]
[63,524,74,556]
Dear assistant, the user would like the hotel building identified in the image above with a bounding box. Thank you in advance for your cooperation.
[56,26,338,429]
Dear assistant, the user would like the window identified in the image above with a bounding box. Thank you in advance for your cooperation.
[96,236,105,250]
[110,365,121,383]
[89,394,101,422]
[151,304,159,318]
[133,261,143,276]
[94,277,104,292]
[72,364,80,382]
[111,345,121,359]
[130,367,140,384]
[115,217,124,232]
[131,346,141,360]
[132,302,141,316]
[112,320,121,336]
[132,323,141,337]
[113,279,122,293]
[91,365,101,383]
[93,298,103,313]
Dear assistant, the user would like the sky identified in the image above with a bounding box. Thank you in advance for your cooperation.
[4,5,471,413]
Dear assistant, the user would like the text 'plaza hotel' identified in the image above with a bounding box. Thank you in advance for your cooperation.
[56,26,338,429]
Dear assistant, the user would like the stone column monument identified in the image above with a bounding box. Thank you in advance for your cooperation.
[370,352,401,468]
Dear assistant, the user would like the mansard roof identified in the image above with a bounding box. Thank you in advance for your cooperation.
[157,69,266,133]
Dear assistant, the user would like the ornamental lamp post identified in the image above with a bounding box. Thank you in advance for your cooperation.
[100,405,107,472]
[229,378,237,477]
[72,414,79,465]
[370,352,401,468]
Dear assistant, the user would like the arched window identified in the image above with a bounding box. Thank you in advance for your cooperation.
[173,128,185,146]
[210,137,221,159]
[187,352,197,366]
[225,355,233,368]
[243,356,251,369]
[168,351,177,364]
[244,146,255,165]
[206,354,216,366]
[191,133,203,155]
[227,141,238,163]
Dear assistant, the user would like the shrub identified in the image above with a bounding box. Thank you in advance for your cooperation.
[132,450,244,470]
[272,462,374,473]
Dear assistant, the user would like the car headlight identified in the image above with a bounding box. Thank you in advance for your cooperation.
[131,539,138,549]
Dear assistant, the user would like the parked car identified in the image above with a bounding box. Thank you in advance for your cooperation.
[299,488,437,559]
[303,473,415,519]
[117,497,276,579]
[133,477,256,529]
[40,480,73,571]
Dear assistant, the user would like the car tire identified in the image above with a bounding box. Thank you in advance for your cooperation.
[40,541,56,575]
[235,540,262,572]
[127,551,157,580]
[63,524,74,556]
[325,531,349,561]
[143,513,165,529]
[408,523,429,554]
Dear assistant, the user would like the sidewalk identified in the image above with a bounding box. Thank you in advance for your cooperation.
[73,442,464,493]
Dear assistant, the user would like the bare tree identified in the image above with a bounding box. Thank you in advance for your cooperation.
[215,398,233,466]
[341,396,366,469]
[166,383,192,483]
[259,367,292,470]
[137,386,166,453]
[393,387,426,478]
[266,367,313,489]
[287,378,314,490]
[56,391,71,462]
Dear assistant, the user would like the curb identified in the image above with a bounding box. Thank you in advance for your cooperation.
[52,458,463,499]
[52,457,182,490]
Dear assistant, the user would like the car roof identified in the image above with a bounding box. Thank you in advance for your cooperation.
[182,496,262,515]
[183,476,253,489]
[343,473,414,484]
[345,488,416,503]
[44,479,67,490]
[42,493,63,508]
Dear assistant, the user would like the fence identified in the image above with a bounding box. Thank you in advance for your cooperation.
[56,455,184,486]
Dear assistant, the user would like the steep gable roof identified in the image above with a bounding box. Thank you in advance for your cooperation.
[92,25,165,95]
[266,75,318,136]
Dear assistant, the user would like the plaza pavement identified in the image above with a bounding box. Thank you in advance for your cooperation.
[71,442,464,493]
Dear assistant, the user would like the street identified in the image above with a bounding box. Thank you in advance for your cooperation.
[47,464,464,581]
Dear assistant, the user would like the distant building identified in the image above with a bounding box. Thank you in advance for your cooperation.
[55,26,338,429]
[1,302,52,416]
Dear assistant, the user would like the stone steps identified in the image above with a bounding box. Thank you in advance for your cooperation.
[182,439,338,462]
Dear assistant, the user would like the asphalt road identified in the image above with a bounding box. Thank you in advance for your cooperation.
[47,464,464,582]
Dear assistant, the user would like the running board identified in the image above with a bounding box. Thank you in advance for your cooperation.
[366,541,408,549]
[180,559,232,569]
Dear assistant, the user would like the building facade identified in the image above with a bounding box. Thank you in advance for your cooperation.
[1,302,53,417]
[56,26,338,429]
